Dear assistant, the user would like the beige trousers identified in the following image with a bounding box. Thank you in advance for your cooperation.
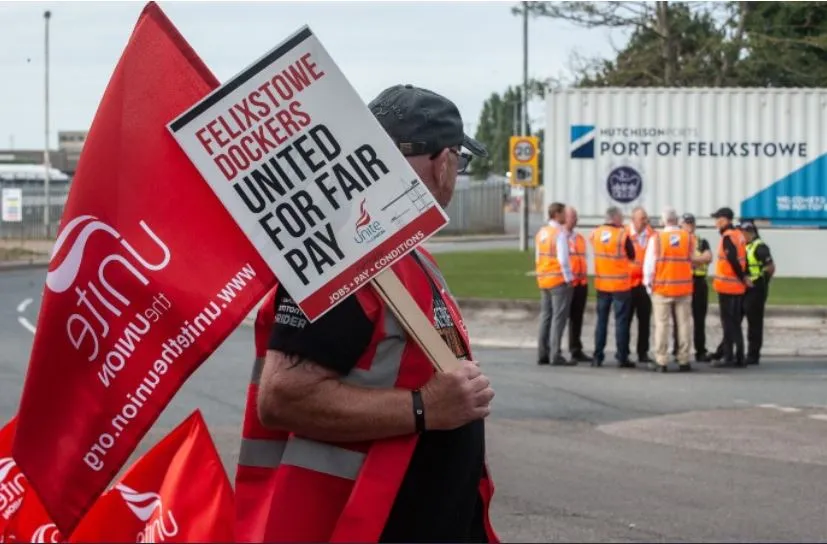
[652,293,692,365]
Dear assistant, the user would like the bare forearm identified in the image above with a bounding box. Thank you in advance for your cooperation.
[258,365,415,442]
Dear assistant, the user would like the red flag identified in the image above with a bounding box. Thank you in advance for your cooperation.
[68,410,233,543]
[12,1,274,534]
[2,490,63,544]
[0,417,26,538]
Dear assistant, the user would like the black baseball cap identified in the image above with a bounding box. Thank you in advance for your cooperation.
[740,221,757,232]
[711,207,734,220]
[682,213,696,224]
[368,84,488,158]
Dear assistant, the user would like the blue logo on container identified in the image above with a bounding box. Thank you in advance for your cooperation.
[607,166,642,204]
[570,125,595,159]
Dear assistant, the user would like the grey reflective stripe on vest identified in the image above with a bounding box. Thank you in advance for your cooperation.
[281,437,366,480]
[251,356,264,386]
[239,438,287,468]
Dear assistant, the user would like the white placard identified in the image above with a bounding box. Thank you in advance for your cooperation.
[2,188,22,222]
[169,27,448,321]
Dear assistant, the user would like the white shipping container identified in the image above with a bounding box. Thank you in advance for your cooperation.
[545,88,827,227]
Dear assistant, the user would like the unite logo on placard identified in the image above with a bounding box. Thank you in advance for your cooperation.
[116,484,179,543]
[353,199,385,244]
[46,215,173,390]
[0,457,25,521]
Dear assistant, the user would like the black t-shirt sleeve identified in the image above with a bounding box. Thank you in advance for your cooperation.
[699,239,711,253]
[755,244,773,265]
[722,235,746,280]
[267,285,374,375]
[624,237,636,260]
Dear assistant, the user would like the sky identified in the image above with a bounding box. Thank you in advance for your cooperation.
[0,0,620,150]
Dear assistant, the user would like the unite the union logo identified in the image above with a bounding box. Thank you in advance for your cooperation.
[353,199,385,244]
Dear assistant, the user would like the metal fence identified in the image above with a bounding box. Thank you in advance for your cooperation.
[0,180,508,239]
[0,185,69,239]
[440,180,507,235]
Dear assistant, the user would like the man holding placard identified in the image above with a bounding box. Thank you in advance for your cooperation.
[254,84,498,543]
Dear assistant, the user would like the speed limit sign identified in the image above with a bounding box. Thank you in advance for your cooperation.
[509,135,539,186]
[512,139,536,163]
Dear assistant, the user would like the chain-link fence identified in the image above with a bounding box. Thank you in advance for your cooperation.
[440,178,507,235]
[0,185,69,239]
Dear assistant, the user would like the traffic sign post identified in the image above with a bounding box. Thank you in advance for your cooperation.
[509,135,539,187]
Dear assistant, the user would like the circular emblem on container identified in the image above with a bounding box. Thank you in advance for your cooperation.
[606,166,642,204]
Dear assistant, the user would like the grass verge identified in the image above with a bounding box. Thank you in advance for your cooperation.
[0,247,43,262]
[433,249,827,306]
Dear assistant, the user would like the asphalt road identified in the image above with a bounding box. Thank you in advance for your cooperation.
[3,268,827,542]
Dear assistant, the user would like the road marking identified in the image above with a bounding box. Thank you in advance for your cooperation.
[17,316,36,335]
[758,404,801,413]
[17,298,33,313]
[808,414,827,422]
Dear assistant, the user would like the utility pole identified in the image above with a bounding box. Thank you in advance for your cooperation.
[518,1,530,251]
[43,10,52,238]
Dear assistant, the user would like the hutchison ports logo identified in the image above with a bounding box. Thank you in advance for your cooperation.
[117,483,179,543]
[570,125,596,159]
[353,199,385,244]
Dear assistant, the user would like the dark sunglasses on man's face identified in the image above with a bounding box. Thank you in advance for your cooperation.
[430,147,472,174]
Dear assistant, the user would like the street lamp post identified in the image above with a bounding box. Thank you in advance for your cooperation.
[518,1,530,251]
[44,10,52,238]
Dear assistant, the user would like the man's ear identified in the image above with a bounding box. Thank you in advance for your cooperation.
[431,148,449,182]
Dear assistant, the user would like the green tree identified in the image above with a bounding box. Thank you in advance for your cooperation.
[472,86,531,180]
[521,1,827,88]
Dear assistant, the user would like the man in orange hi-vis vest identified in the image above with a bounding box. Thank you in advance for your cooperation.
[642,208,700,372]
[564,206,593,363]
[709,207,752,368]
[535,201,576,366]
[627,206,655,363]
[590,206,637,367]
[252,85,499,543]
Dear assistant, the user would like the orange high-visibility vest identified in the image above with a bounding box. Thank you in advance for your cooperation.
[569,232,588,287]
[627,224,654,288]
[713,228,748,295]
[652,229,694,298]
[591,225,632,292]
[234,249,499,543]
[534,225,566,290]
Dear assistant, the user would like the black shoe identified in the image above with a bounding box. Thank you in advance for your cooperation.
[648,362,668,373]
[591,357,604,368]
[618,360,636,369]
[551,355,568,366]
[746,357,759,365]
[695,353,711,363]
[638,354,653,363]
[572,352,594,363]
[538,357,550,366]
[678,364,692,372]
[711,359,736,368]
[710,351,724,362]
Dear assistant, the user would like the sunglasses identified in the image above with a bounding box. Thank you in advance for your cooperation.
[430,147,472,174]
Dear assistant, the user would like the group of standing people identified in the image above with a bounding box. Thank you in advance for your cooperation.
[535,203,775,372]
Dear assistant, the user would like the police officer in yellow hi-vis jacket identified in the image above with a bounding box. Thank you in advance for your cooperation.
[741,221,775,365]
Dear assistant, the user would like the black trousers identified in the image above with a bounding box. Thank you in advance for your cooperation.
[628,284,651,358]
[742,280,768,362]
[568,284,588,354]
[672,277,709,356]
[718,293,744,362]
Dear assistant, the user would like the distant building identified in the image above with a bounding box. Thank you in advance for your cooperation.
[0,129,88,178]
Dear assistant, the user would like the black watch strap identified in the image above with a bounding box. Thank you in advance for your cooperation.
[411,389,426,433]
